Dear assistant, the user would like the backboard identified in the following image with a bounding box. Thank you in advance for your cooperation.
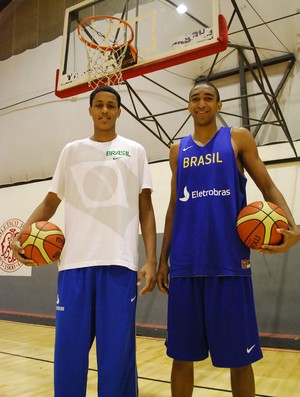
[55,0,228,98]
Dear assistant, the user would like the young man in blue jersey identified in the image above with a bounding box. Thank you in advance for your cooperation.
[157,82,300,397]
[12,86,157,397]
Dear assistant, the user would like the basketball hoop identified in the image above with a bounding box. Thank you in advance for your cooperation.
[77,15,137,88]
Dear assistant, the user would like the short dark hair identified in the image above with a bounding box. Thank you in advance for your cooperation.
[89,86,121,108]
[192,81,220,102]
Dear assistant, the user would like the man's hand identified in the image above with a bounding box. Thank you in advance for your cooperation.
[157,261,170,295]
[137,261,157,296]
[259,227,300,254]
[11,235,38,267]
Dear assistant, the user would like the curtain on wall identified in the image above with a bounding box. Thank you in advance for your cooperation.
[0,0,81,61]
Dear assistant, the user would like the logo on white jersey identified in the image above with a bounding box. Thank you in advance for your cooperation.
[106,150,131,159]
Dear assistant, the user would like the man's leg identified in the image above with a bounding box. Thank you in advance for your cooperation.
[171,359,194,397]
[54,268,95,397]
[205,277,262,397]
[230,364,255,397]
[167,278,208,397]
[95,266,138,397]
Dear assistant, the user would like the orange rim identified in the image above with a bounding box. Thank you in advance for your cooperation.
[78,15,135,51]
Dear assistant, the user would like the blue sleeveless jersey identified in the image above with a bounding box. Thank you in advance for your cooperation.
[170,127,251,277]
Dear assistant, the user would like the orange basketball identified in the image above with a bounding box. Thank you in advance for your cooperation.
[236,201,288,250]
[20,221,65,265]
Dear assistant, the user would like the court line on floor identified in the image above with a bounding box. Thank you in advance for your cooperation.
[0,351,275,397]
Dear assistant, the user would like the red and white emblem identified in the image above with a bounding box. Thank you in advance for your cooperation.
[0,218,24,273]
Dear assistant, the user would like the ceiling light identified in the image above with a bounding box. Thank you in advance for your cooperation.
[176,4,187,14]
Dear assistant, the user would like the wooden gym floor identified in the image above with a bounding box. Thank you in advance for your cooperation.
[1,320,300,396]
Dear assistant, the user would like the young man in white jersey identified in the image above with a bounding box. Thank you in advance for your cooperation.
[12,86,157,397]
[157,82,300,397]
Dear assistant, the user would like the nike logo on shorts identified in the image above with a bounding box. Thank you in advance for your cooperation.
[247,344,256,354]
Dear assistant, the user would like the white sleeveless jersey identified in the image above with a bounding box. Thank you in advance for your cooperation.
[50,136,153,272]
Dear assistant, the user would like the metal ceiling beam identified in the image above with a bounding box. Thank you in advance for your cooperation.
[124,53,296,150]
[238,48,250,128]
[195,53,295,82]
[120,0,298,161]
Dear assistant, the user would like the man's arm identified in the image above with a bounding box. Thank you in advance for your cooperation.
[232,127,300,253]
[11,192,61,266]
[157,143,179,295]
[138,188,157,296]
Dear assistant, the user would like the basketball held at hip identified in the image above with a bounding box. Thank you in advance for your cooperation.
[236,201,289,250]
[20,221,65,265]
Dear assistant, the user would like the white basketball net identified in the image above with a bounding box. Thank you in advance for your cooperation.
[78,16,132,87]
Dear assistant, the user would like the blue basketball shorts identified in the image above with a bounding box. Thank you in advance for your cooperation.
[54,265,138,397]
[166,276,263,368]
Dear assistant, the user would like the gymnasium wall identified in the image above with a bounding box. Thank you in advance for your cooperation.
[1,162,300,349]
[1,6,300,348]
[0,0,79,61]
[1,33,300,185]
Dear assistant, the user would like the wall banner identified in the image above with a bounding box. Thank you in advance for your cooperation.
[0,218,31,276]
